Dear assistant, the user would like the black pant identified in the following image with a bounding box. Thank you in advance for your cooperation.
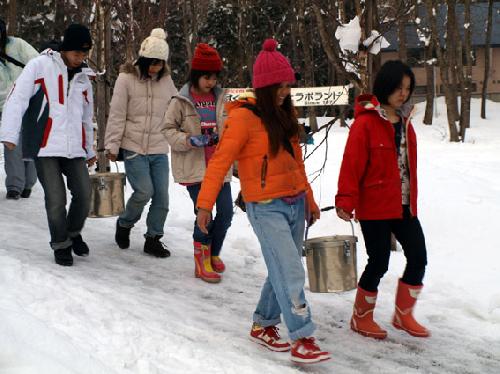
[35,157,90,250]
[358,206,427,292]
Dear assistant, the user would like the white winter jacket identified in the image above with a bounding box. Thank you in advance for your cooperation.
[0,49,95,160]
[0,37,39,110]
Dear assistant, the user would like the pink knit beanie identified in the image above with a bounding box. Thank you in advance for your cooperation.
[252,39,296,89]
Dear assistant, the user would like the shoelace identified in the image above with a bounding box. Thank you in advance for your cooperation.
[297,337,320,351]
[264,326,281,340]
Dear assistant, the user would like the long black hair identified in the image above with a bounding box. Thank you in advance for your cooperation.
[134,57,168,81]
[0,18,7,54]
[373,60,415,105]
[255,84,300,157]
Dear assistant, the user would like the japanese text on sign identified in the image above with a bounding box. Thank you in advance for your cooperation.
[291,86,349,106]
[224,86,349,107]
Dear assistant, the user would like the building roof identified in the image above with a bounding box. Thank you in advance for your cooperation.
[383,2,500,51]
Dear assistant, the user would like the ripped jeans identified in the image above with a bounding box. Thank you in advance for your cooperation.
[246,196,315,341]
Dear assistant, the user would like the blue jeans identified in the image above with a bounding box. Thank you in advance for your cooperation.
[246,196,315,341]
[186,182,233,256]
[118,151,169,237]
[35,157,90,250]
[4,142,37,193]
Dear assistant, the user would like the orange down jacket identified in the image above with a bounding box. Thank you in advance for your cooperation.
[197,96,318,212]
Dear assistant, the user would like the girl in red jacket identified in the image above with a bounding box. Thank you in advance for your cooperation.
[336,60,429,339]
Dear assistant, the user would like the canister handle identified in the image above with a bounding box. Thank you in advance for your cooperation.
[303,205,355,256]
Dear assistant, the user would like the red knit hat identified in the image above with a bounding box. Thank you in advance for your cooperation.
[252,39,296,89]
[191,43,223,72]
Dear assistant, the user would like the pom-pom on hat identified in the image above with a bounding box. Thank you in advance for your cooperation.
[252,39,295,89]
[139,28,169,61]
[191,43,223,72]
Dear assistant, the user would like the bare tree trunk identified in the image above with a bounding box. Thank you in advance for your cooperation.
[7,0,17,35]
[297,0,318,131]
[245,2,254,85]
[371,0,381,83]
[182,0,194,70]
[125,0,136,61]
[157,0,168,29]
[446,0,460,124]
[94,0,112,172]
[423,43,434,125]
[363,0,378,92]
[338,0,346,23]
[425,0,460,141]
[459,0,472,140]
[236,0,253,86]
[397,11,407,62]
[54,0,66,40]
[311,2,362,90]
[481,0,493,119]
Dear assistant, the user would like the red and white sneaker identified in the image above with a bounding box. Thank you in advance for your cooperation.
[290,337,331,364]
[250,323,291,352]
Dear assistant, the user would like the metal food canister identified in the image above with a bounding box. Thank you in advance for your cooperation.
[88,171,126,218]
[304,221,358,293]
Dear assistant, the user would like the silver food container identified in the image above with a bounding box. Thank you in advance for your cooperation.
[304,222,358,293]
[88,172,126,218]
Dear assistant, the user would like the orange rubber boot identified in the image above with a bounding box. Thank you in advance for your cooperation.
[211,256,225,273]
[194,242,221,283]
[351,286,388,339]
[393,279,430,337]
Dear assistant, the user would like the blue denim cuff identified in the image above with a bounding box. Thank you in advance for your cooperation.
[253,312,281,328]
[288,320,316,341]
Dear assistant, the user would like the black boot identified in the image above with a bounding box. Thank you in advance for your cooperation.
[144,235,170,258]
[20,189,32,198]
[6,190,20,200]
[54,246,73,266]
[115,220,131,249]
[72,235,89,256]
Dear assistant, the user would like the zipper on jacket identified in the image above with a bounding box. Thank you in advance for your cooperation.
[261,155,268,189]
[145,80,152,154]
[404,117,414,217]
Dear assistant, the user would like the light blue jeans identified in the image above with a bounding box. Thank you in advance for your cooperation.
[4,141,37,193]
[246,196,315,341]
[118,151,169,238]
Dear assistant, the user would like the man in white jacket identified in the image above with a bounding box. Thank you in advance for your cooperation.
[0,24,96,266]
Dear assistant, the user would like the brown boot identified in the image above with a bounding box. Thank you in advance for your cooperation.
[393,279,430,337]
[351,286,387,339]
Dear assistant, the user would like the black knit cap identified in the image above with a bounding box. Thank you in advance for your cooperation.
[60,24,92,52]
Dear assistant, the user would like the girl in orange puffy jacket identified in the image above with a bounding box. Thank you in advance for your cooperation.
[196,39,330,364]
[336,60,430,340]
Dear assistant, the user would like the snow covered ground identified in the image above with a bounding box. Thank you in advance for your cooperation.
[0,98,499,373]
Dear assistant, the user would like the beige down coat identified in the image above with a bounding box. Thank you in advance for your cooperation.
[164,84,232,184]
[105,63,178,156]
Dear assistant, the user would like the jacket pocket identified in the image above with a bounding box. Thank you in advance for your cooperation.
[125,150,139,160]
[260,155,268,189]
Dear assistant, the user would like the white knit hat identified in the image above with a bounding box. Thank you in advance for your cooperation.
[139,28,169,61]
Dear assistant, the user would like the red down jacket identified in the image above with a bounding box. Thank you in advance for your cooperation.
[335,94,419,220]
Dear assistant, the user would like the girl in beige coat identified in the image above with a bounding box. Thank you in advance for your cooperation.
[164,43,232,283]
[105,29,177,257]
